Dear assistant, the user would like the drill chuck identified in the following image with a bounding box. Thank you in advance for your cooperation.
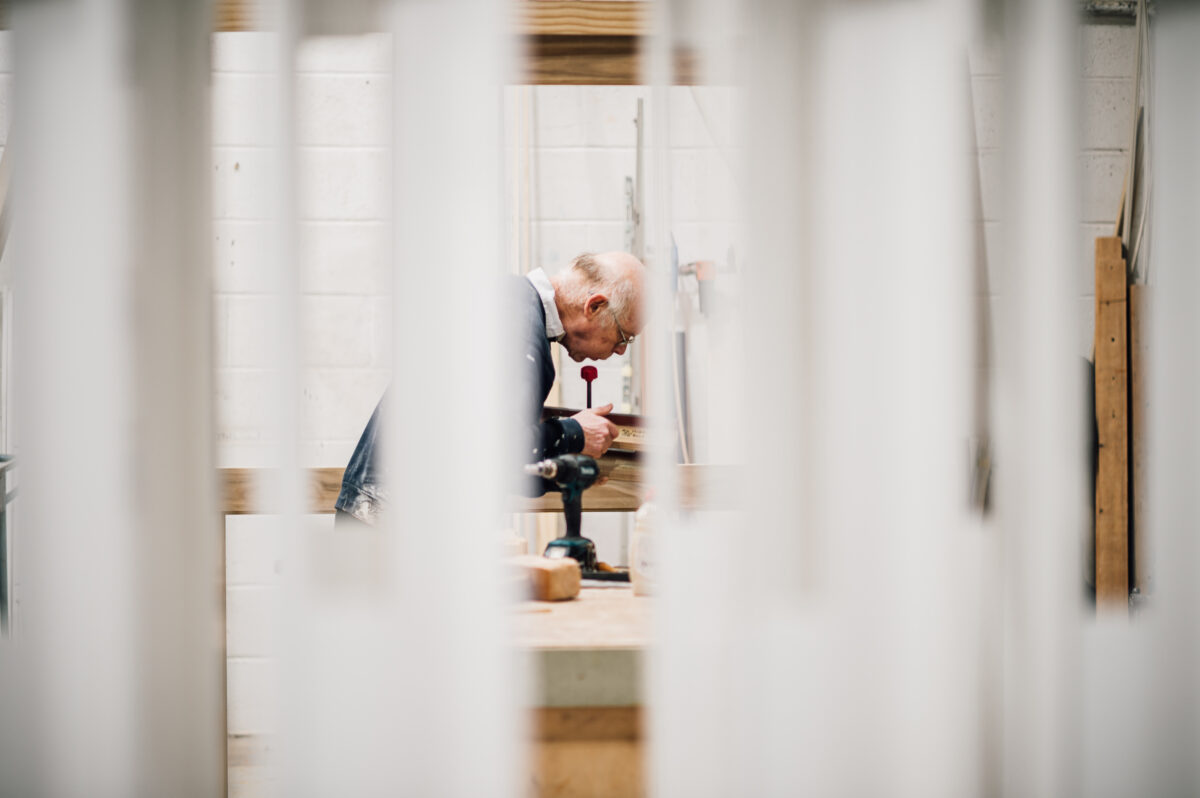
[525,454,598,491]
[524,459,560,480]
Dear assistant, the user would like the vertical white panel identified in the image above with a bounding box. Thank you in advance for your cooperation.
[5,3,137,793]
[278,1,518,796]
[997,1,1084,796]
[269,5,310,798]
[774,2,981,795]
[643,0,711,791]
[387,1,517,796]
[2,0,224,795]
[1142,3,1200,793]
[651,0,986,796]
[127,1,227,794]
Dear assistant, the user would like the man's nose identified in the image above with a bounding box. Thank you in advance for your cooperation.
[614,342,628,356]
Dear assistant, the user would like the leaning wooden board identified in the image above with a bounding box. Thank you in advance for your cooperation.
[1094,236,1129,612]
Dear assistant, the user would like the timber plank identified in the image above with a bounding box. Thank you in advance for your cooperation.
[221,462,730,516]
[518,1,647,37]
[220,467,342,515]
[521,35,698,85]
[1094,236,1129,611]
[215,0,253,32]
[523,34,641,85]
[534,706,641,741]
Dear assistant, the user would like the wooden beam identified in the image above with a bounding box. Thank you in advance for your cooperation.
[220,460,733,516]
[220,467,343,515]
[1094,236,1129,612]
[517,1,647,37]
[214,0,254,32]
[521,35,698,85]
[533,706,641,741]
[522,34,640,85]
[209,1,695,84]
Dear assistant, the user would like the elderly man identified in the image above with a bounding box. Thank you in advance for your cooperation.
[335,251,646,526]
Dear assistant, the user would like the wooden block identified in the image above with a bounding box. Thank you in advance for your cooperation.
[509,555,581,601]
[1094,236,1129,611]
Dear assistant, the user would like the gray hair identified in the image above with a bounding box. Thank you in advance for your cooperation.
[567,252,637,325]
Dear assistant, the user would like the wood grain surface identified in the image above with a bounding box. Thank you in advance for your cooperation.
[1094,236,1129,611]
[517,1,647,37]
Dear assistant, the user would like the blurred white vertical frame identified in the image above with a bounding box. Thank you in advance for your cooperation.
[2,0,224,795]
[266,0,516,794]
[1144,1,1200,793]
[389,0,517,795]
[996,0,1083,796]
[268,0,316,795]
[784,0,981,795]
[643,1,743,797]
[650,0,985,794]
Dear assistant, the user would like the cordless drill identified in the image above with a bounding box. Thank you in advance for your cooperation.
[525,453,599,569]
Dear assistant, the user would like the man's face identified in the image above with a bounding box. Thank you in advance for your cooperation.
[562,297,637,362]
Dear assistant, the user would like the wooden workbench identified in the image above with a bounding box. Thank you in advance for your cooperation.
[517,585,651,798]
[227,585,651,798]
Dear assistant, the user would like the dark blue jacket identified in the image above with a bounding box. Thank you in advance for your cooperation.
[335,276,584,523]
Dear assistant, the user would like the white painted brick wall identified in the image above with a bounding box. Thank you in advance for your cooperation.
[299,221,391,294]
[1080,150,1128,224]
[213,33,392,472]
[535,149,637,221]
[226,657,279,735]
[1083,78,1135,150]
[968,20,1138,362]
[1081,23,1136,78]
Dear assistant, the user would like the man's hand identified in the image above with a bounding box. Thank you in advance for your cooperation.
[572,403,619,457]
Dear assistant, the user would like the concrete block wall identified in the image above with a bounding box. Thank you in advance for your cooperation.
[214,32,394,743]
[1078,22,1137,353]
[213,32,393,471]
[969,20,1137,359]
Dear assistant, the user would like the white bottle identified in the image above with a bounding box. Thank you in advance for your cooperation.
[629,501,658,596]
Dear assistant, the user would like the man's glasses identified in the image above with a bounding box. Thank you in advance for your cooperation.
[610,308,635,348]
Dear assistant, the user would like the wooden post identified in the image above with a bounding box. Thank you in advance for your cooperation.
[1094,236,1129,611]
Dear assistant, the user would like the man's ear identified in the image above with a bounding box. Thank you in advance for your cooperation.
[585,294,609,318]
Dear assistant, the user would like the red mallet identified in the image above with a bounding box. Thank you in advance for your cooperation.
[581,365,598,408]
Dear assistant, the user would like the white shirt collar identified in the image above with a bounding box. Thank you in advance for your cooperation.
[526,268,564,342]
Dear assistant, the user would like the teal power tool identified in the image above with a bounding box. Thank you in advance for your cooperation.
[526,454,600,569]
[526,453,633,582]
